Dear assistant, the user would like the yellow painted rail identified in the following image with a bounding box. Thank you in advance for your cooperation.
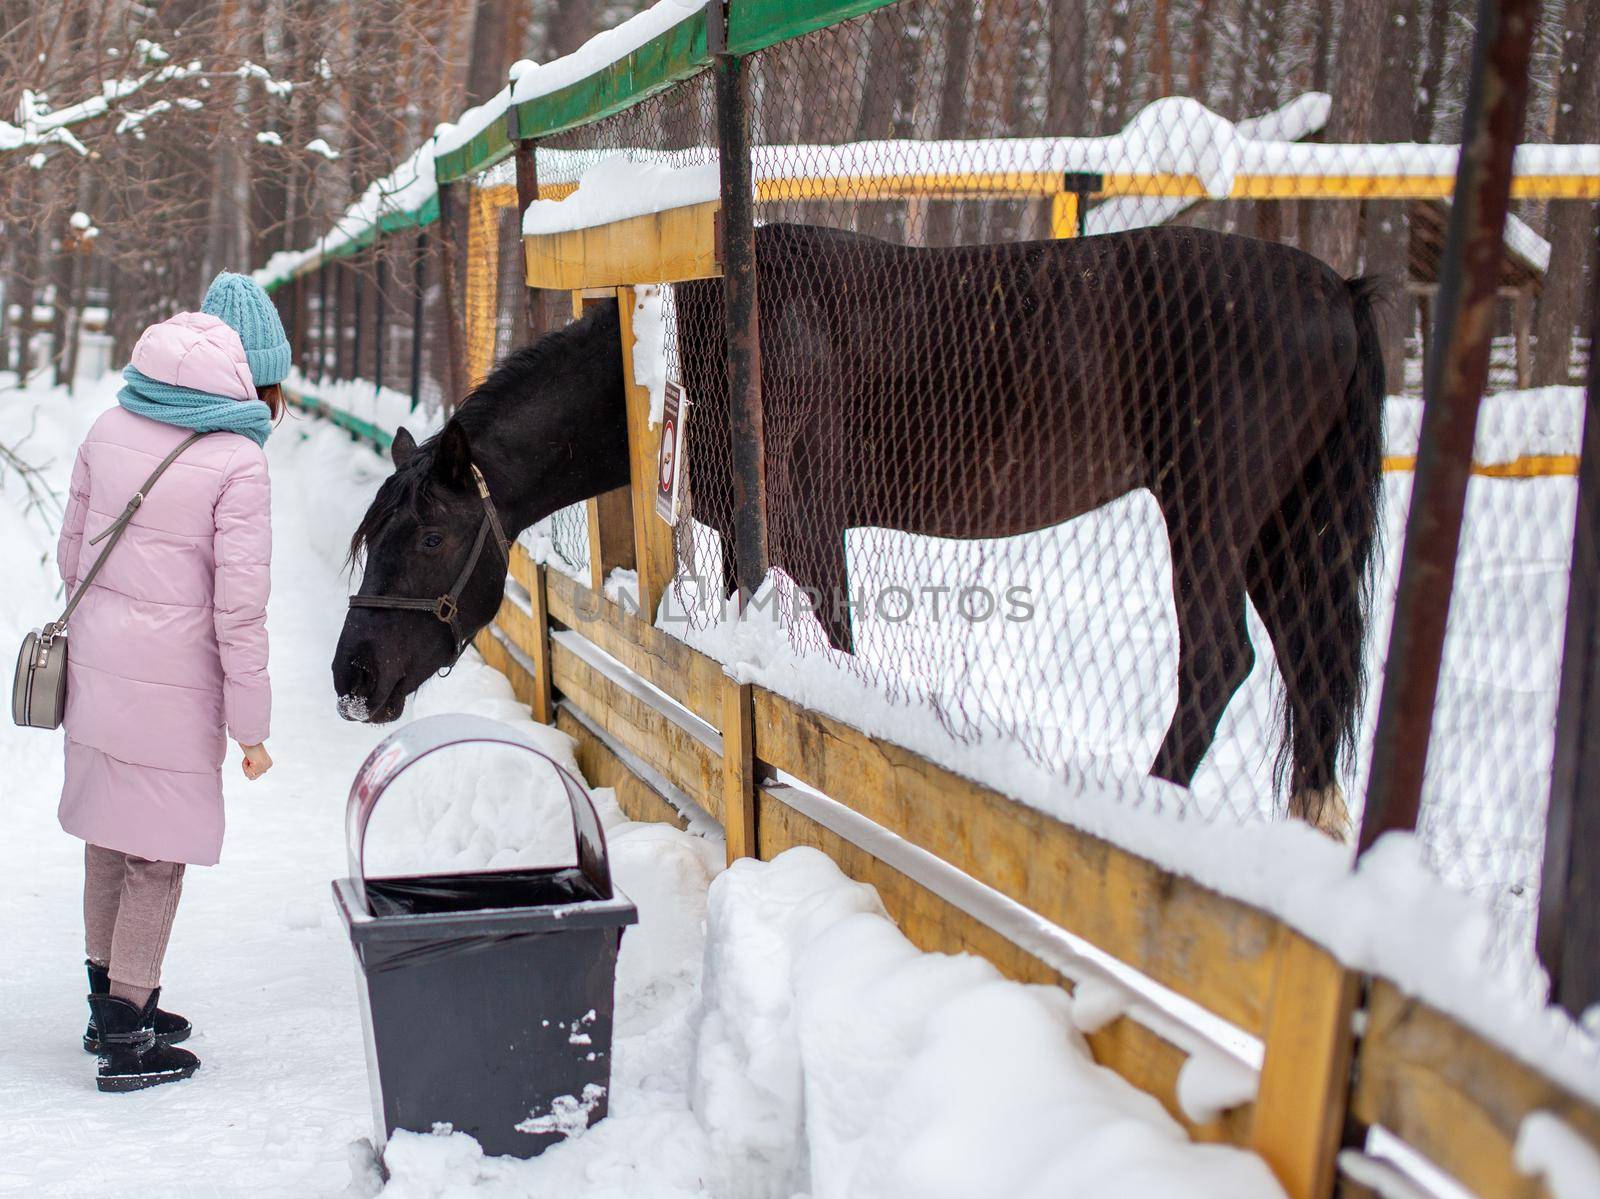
[1382,453,1580,478]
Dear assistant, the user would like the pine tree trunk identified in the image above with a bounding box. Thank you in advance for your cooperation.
[1531,0,1598,385]
[1366,0,1421,384]
[1314,0,1385,275]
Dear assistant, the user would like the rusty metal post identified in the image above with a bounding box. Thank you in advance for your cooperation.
[374,246,387,394]
[712,1,770,601]
[1538,219,1600,1017]
[509,107,543,340]
[411,229,426,411]
[294,275,308,375]
[333,262,347,381]
[435,180,470,408]
[1357,0,1540,854]
[353,253,366,384]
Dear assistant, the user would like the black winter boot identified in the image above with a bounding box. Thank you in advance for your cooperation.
[84,960,191,1053]
[88,994,200,1092]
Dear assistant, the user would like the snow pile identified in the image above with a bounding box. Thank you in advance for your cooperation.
[631,284,670,427]
[1515,1111,1600,1199]
[506,0,704,110]
[522,154,718,236]
[373,845,1290,1198]
[1088,93,1328,236]
[691,848,1286,1199]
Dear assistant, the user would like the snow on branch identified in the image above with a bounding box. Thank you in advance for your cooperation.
[0,55,308,161]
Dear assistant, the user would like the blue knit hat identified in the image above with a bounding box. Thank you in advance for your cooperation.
[201,272,290,388]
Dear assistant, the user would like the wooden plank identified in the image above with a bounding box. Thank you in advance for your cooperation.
[616,284,679,619]
[555,703,689,830]
[755,789,1255,1146]
[498,555,555,724]
[1350,980,1600,1199]
[585,485,636,593]
[545,567,723,726]
[722,676,756,864]
[752,687,1283,1038]
[1251,935,1361,1199]
[549,634,723,821]
[524,202,721,290]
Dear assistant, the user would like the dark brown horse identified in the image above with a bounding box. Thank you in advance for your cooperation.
[335,223,1385,836]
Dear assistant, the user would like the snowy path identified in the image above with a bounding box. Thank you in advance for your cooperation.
[3,417,395,1194]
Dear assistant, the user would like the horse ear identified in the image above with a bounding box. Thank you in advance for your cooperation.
[432,421,473,489]
[390,426,417,469]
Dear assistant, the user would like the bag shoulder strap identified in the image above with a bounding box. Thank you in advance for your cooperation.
[53,431,210,632]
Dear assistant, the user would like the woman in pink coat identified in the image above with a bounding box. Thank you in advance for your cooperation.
[55,272,288,1092]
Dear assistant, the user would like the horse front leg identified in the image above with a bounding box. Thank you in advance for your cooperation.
[1150,539,1255,789]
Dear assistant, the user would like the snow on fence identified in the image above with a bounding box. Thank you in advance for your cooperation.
[265,1,1600,1196]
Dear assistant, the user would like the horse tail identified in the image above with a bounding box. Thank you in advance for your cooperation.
[1253,275,1387,835]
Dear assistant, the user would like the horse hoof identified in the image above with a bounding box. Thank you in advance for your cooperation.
[1290,785,1352,843]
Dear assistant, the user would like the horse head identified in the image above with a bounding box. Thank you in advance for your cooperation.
[330,298,632,723]
[332,420,509,723]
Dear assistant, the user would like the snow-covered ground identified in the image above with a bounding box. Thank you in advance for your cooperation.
[1,373,1291,1196]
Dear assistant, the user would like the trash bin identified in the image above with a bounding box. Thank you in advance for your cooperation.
[332,713,636,1160]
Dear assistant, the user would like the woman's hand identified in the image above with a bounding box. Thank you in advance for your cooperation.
[239,742,273,781]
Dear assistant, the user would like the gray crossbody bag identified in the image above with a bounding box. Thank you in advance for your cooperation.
[12,431,208,730]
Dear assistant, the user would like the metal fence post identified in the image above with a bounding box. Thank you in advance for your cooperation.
[508,102,542,339]
[712,0,770,602]
[353,253,366,384]
[374,245,387,395]
[436,181,470,407]
[318,260,330,382]
[1538,222,1600,1017]
[1356,0,1540,854]
[411,229,426,411]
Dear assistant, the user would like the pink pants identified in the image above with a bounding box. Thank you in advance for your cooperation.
[83,843,185,991]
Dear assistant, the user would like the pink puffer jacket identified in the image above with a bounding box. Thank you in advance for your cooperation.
[56,313,272,866]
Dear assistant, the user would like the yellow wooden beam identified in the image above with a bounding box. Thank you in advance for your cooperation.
[1050,191,1080,239]
[721,675,757,865]
[525,201,722,290]
[1252,935,1361,1199]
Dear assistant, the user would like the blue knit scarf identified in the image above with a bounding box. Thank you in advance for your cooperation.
[117,366,273,448]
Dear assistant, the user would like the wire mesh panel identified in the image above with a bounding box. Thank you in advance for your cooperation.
[637,0,1598,996]
[533,74,723,610]
[258,0,1592,998]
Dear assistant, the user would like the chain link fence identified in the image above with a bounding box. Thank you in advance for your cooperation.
[268,0,1597,995]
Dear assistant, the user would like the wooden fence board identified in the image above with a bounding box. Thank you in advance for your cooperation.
[545,568,724,726]
[524,202,721,290]
[1350,980,1600,1199]
[556,703,690,830]
[550,633,723,820]
[752,686,1282,1039]
[1252,936,1361,1199]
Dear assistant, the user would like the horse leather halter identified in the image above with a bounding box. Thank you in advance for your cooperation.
[347,462,511,655]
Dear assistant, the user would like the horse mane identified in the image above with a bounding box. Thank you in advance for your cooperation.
[346,298,621,571]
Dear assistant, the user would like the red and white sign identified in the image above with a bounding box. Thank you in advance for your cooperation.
[655,382,689,525]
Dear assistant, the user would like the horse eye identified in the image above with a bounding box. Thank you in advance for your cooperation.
[421,531,444,550]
